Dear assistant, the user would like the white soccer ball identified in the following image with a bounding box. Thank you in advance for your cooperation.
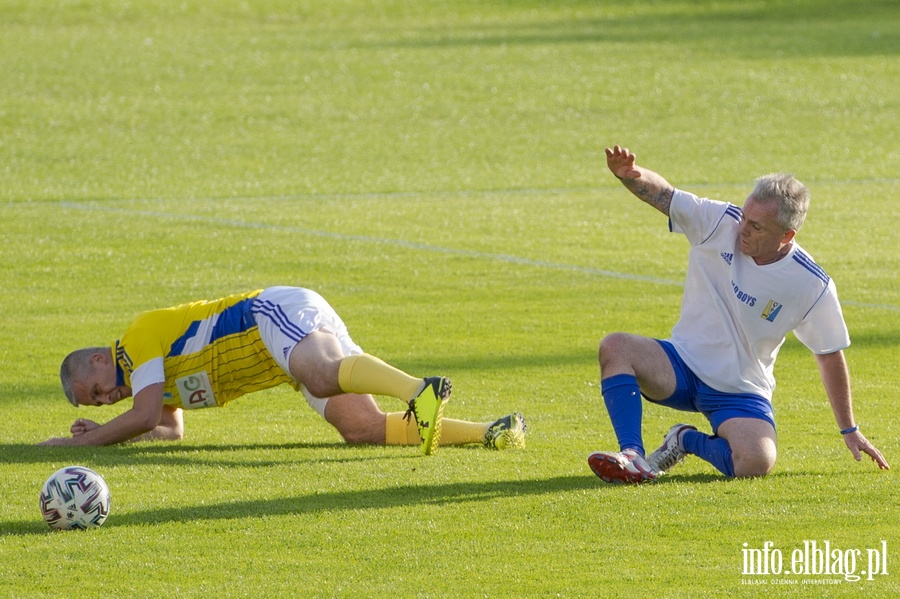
[39,466,111,530]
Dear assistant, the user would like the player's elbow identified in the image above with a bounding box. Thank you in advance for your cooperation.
[161,421,185,441]
[170,421,185,441]
[132,409,164,436]
[140,422,184,442]
[163,428,184,441]
[151,414,184,441]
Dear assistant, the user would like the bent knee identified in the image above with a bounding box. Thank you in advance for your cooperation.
[324,394,385,445]
[732,451,777,478]
[303,378,333,399]
[340,428,377,445]
[598,332,634,365]
[599,332,629,354]
[336,420,384,445]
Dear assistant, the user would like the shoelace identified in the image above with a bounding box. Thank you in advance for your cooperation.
[651,446,684,471]
[402,399,417,425]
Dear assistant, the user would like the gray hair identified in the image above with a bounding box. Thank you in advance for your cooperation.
[750,173,810,231]
[60,347,106,407]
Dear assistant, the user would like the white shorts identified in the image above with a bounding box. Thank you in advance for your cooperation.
[253,286,363,417]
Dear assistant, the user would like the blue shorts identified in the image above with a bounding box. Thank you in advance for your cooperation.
[649,340,776,434]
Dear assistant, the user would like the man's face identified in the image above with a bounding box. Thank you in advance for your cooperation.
[73,356,132,407]
[738,196,795,263]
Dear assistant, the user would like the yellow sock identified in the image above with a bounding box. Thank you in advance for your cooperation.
[338,354,424,401]
[440,419,489,445]
[384,412,488,446]
[385,412,422,445]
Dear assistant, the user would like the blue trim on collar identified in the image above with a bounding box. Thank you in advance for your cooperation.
[114,340,126,386]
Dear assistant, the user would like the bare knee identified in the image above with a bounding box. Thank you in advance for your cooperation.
[598,332,634,369]
[718,418,778,478]
[732,450,777,478]
[598,333,676,400]
[323,394,386,445]
[289,348,342,399]
[338,426,380,445]
[302,374,338,400]
[730,435,778,478]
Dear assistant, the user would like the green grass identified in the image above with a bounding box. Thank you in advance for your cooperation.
[1,0,898,597]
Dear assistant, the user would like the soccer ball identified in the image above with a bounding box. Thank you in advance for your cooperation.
[39,466,111,530]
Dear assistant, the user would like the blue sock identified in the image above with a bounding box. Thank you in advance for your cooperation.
[681,430,735,477]
[601,374,644,455]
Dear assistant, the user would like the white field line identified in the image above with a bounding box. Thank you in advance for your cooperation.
[56,200,900,312]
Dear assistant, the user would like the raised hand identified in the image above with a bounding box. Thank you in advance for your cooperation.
[605,145,641,180]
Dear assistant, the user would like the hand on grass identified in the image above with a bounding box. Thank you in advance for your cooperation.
[844,430,890,470]
[36,420,101,445]
[37,437,76,446]
[71,418,100,437]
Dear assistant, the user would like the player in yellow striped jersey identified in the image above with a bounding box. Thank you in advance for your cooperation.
[40,287,526,454]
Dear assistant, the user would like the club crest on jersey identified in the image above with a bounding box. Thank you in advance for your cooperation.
[761,300,783,323]
[175,371,217,409]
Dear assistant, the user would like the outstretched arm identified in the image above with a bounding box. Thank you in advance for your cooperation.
[605,145,676,216]
[38,383,175,446]
[816,350,889,470]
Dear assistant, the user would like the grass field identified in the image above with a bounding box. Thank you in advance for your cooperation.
[1,0,898,597]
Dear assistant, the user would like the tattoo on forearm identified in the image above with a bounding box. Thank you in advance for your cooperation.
[651,187,673,213]
[624,179,673,214]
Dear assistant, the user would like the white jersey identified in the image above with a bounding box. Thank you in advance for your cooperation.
[667,189,849,399]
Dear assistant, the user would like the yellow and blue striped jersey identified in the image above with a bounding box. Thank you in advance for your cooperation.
[113,289,298,409]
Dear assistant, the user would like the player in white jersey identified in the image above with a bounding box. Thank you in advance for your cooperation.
[588,145,889,483]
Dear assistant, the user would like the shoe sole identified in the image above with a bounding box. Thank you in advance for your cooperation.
[421,378,451,456]
[492,428,526,450]
[484,413,527,450]
[587,453,655,485]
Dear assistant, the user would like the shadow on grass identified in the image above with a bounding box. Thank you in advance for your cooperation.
[661,470,813,484]
[5,446,820,536]
[4,474,604,536]
[351,0,899,59]
[0,441,409,469]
